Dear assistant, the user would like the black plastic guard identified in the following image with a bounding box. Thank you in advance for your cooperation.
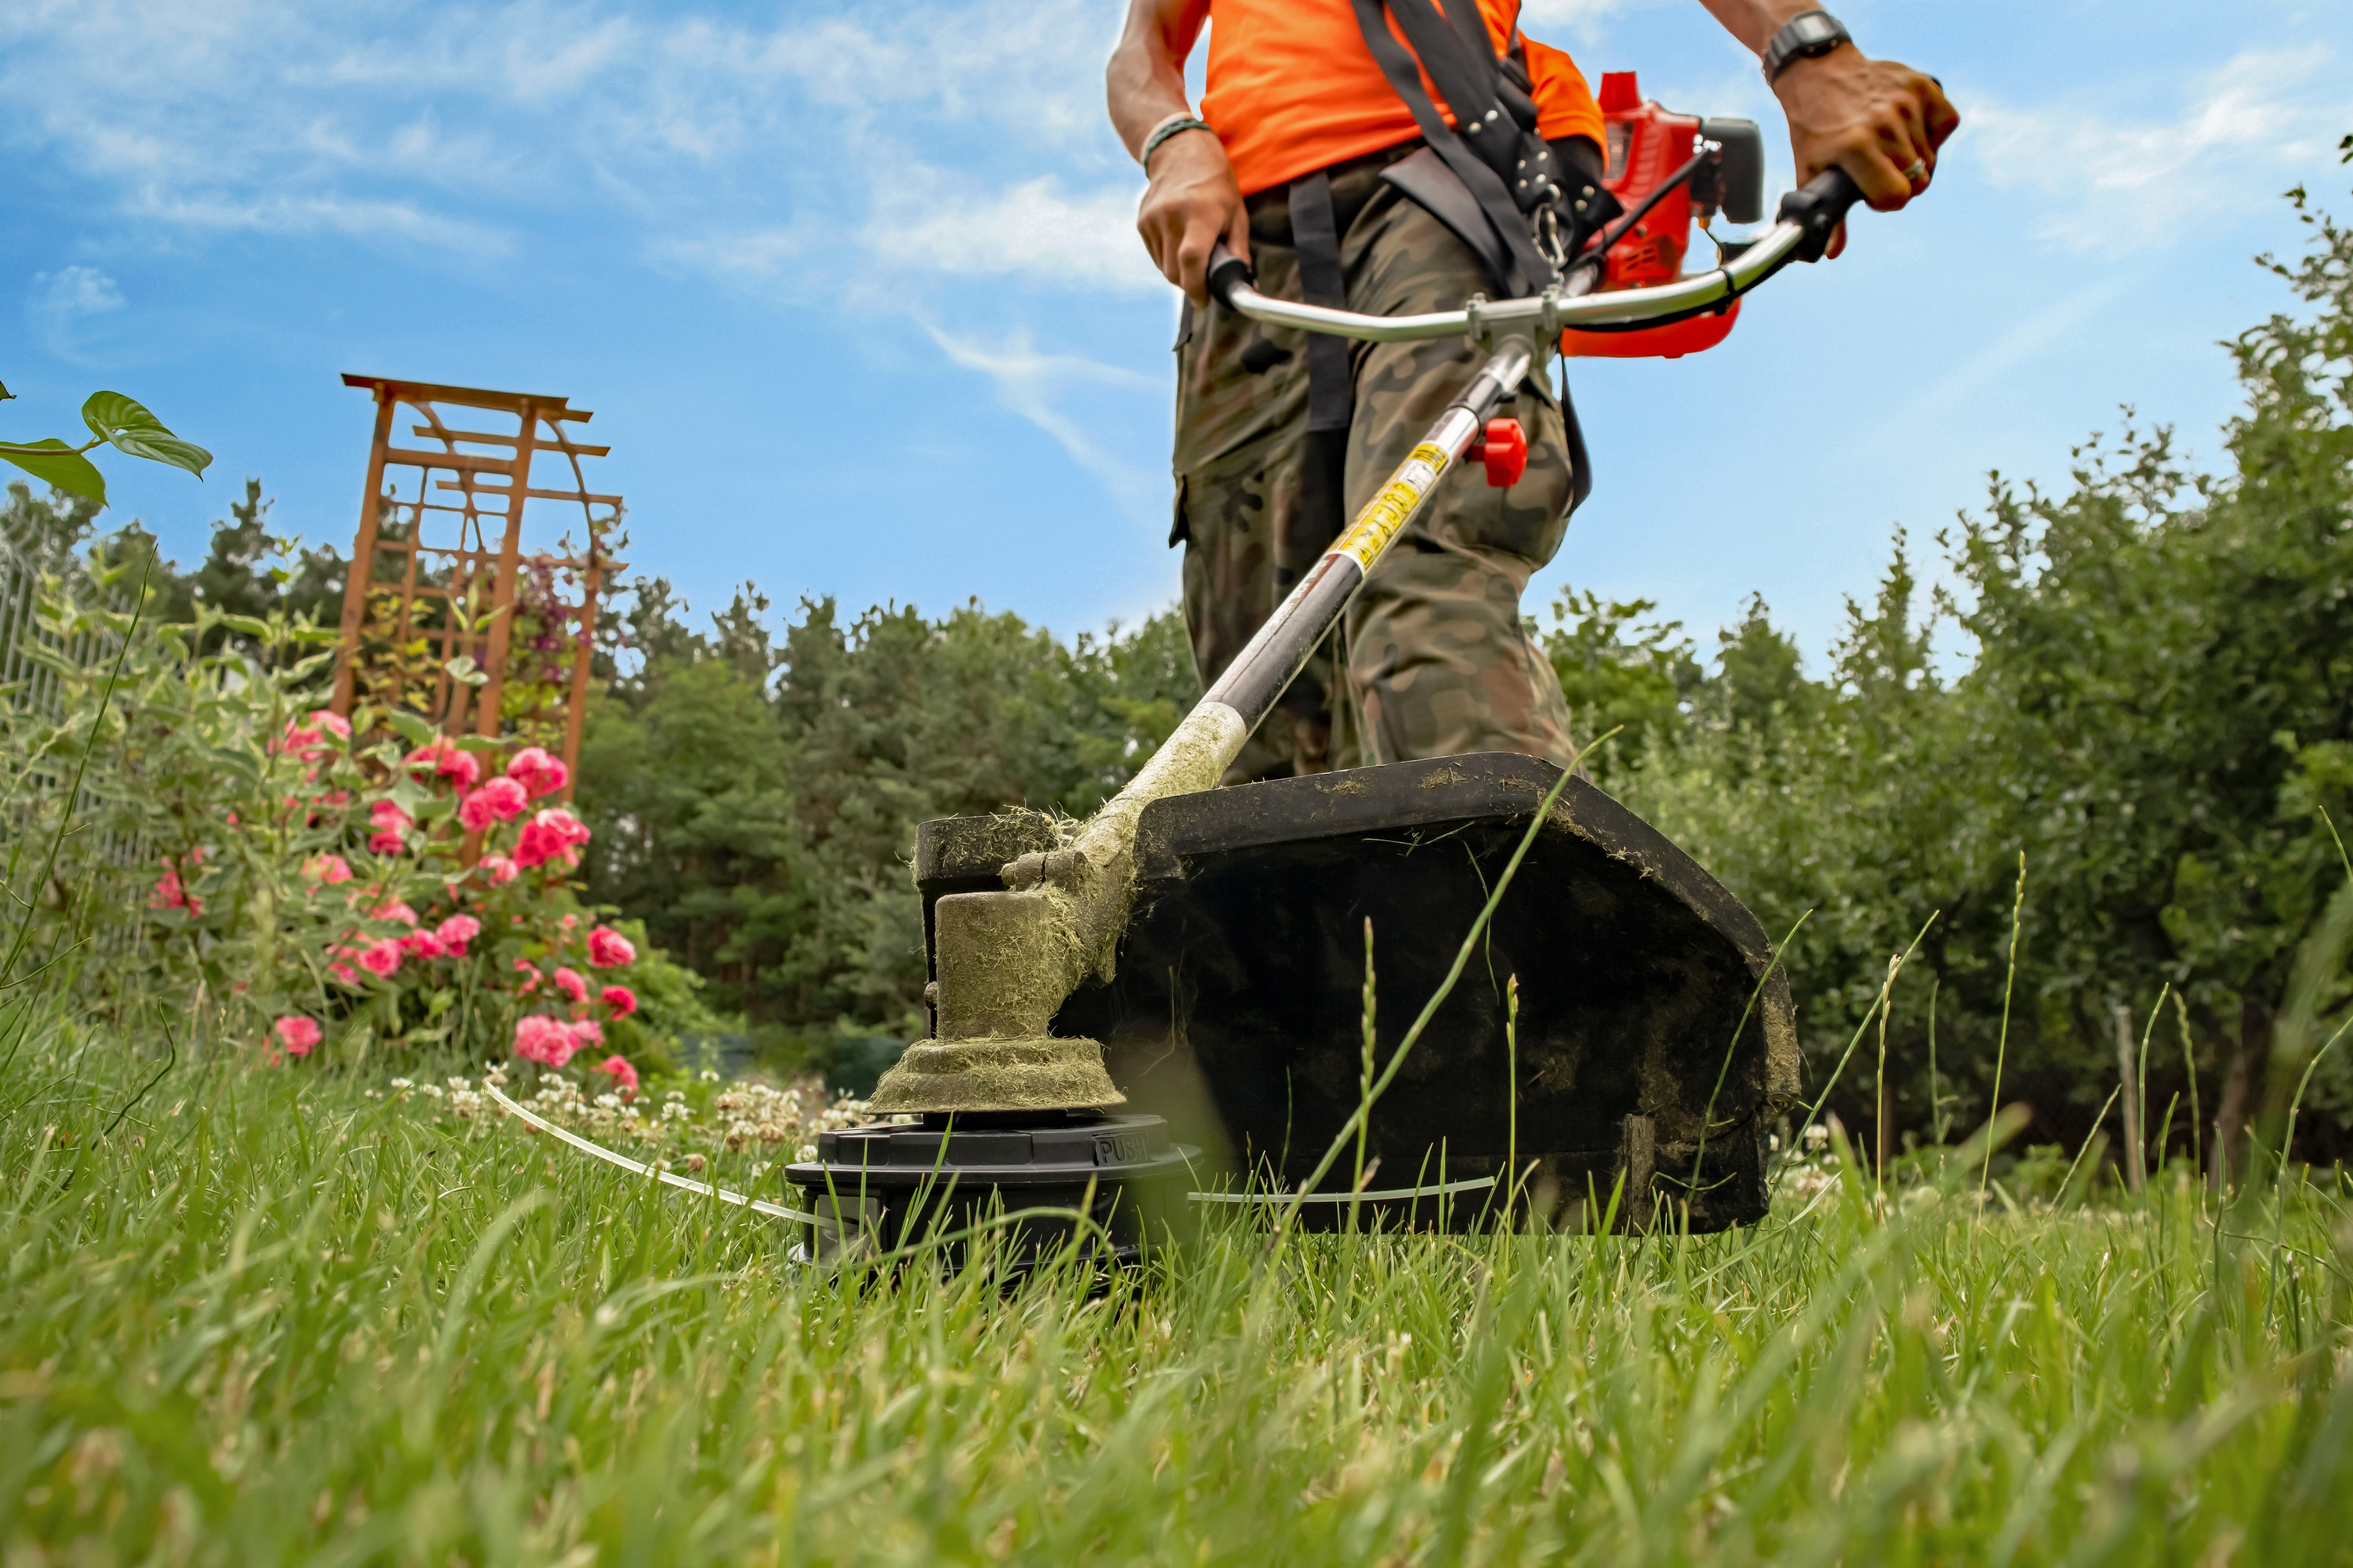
[914,754,1801,1233]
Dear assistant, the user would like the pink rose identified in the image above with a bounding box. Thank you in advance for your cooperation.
[435,914,481,956]
[328,960,360,987]
[273,1015,322,1056]
[359,938,402,979]
[405,739,481,791]
[459,775,529,831]
[311,708,352,741]
[513,958,540,994]
[587,925,636,969]
[367,799,413,855]
[553,966,589,1004]
[514,1014,576,1067]
[514,823,558,869]
[601,984,637,1020]
[515,807,590,871]
[566,1019,605,1052]
[478,854,519,885]
[400,929,447,960]
[581,921,631,968]
[590,1054,640,1098]
[302,853,353,886]
[506,746,570,799]
[373,901,419,927]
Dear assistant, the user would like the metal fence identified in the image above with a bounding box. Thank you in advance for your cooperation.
[0,513,148,964]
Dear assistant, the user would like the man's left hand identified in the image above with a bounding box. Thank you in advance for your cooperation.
[1774,47,1958,258]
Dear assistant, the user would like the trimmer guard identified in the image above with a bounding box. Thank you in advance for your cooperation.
[915,754,1801,1234]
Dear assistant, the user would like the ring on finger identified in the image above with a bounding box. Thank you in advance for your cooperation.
[1902,158,1929,185]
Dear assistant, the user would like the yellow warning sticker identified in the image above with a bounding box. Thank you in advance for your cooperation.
[1331,443,1450,572]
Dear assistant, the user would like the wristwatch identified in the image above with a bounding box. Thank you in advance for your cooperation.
[1760,10,1852,83]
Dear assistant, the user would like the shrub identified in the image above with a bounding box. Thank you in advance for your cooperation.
[8,562,717,1078]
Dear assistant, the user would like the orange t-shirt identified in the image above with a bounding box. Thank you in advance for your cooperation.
[1200,0,1605,197]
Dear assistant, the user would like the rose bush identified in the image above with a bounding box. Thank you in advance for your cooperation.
[15,583,719,1086]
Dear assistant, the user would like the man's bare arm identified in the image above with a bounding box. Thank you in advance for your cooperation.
[1108,0,1249,304]
[1696,1,1959,255]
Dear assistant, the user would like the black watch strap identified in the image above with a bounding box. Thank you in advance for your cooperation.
[1760,10,1852,83]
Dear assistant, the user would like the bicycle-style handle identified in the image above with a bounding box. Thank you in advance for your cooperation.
[1775,167,1864,263]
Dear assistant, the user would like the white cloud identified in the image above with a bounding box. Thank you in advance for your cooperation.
[30,264,123,319]
[1890,271,2136,428]
[128,191,513,257]
[1966,46,2352,247]
[924,325,1166,524]
[1514,0,1671,44]
[865,177,1159,296]
[0,0,1165,509]
[27,264,124,361]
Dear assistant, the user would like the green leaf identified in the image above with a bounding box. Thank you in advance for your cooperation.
[0,439,106,503]
[444,654,488,687]
[384,710,437,746]
[112,431,213,477]
[219,614,271,640]
[82,391,169,441]
[83,391,211,478]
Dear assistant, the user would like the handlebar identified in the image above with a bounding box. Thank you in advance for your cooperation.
[1206,167,1862,343]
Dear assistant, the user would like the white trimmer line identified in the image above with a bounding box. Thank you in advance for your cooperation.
[487,1082,822,1224]
[488,1083,1497,1220]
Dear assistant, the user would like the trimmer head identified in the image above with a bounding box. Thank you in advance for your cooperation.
[785,1111,1198,1266]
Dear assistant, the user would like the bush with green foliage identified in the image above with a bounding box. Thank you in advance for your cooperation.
[1602,175,2353,1174]
[2,541,720,1083]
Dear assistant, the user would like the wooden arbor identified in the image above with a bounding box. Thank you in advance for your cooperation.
[330,376,624,792]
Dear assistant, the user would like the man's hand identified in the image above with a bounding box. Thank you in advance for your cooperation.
[1108,0,1247,305]
[1773,46,1958,258]
[1137,129,1251,305]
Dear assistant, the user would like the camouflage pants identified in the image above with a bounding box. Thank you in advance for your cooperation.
[1172,145,1577,784]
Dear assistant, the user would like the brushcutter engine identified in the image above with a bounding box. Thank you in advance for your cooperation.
[1566,71,1768,361]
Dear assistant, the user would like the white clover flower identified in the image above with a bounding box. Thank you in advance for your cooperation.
[390,1077,413,1090]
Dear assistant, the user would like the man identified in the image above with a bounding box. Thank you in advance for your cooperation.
[1107,2,1957,782]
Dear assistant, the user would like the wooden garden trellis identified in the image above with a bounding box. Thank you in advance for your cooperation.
[329,376,623,795]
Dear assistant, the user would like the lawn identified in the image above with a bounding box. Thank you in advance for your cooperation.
[4,1027,2350,1566]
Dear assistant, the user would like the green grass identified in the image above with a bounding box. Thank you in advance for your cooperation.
[6,1025,2353,1567]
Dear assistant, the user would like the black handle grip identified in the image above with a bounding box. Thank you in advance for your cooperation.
[1774,167,1863,263]
[1206,242,1255,309]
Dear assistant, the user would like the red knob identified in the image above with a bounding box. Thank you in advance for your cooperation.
[1467,417,1527,488]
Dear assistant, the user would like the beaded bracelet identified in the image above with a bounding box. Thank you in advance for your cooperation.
[1141,114,1214,172]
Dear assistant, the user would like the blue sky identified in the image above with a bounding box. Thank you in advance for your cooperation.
[4,0,2349,669]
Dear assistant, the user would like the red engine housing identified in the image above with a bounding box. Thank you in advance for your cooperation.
[1559,70,1740,362]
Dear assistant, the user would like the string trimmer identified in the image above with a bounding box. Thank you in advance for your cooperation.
[785,161,1859,1264]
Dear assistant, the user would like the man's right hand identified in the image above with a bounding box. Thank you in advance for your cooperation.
[1138,129,1251,306]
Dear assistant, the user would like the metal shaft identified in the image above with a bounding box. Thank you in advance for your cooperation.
[1205,334,1536,732]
